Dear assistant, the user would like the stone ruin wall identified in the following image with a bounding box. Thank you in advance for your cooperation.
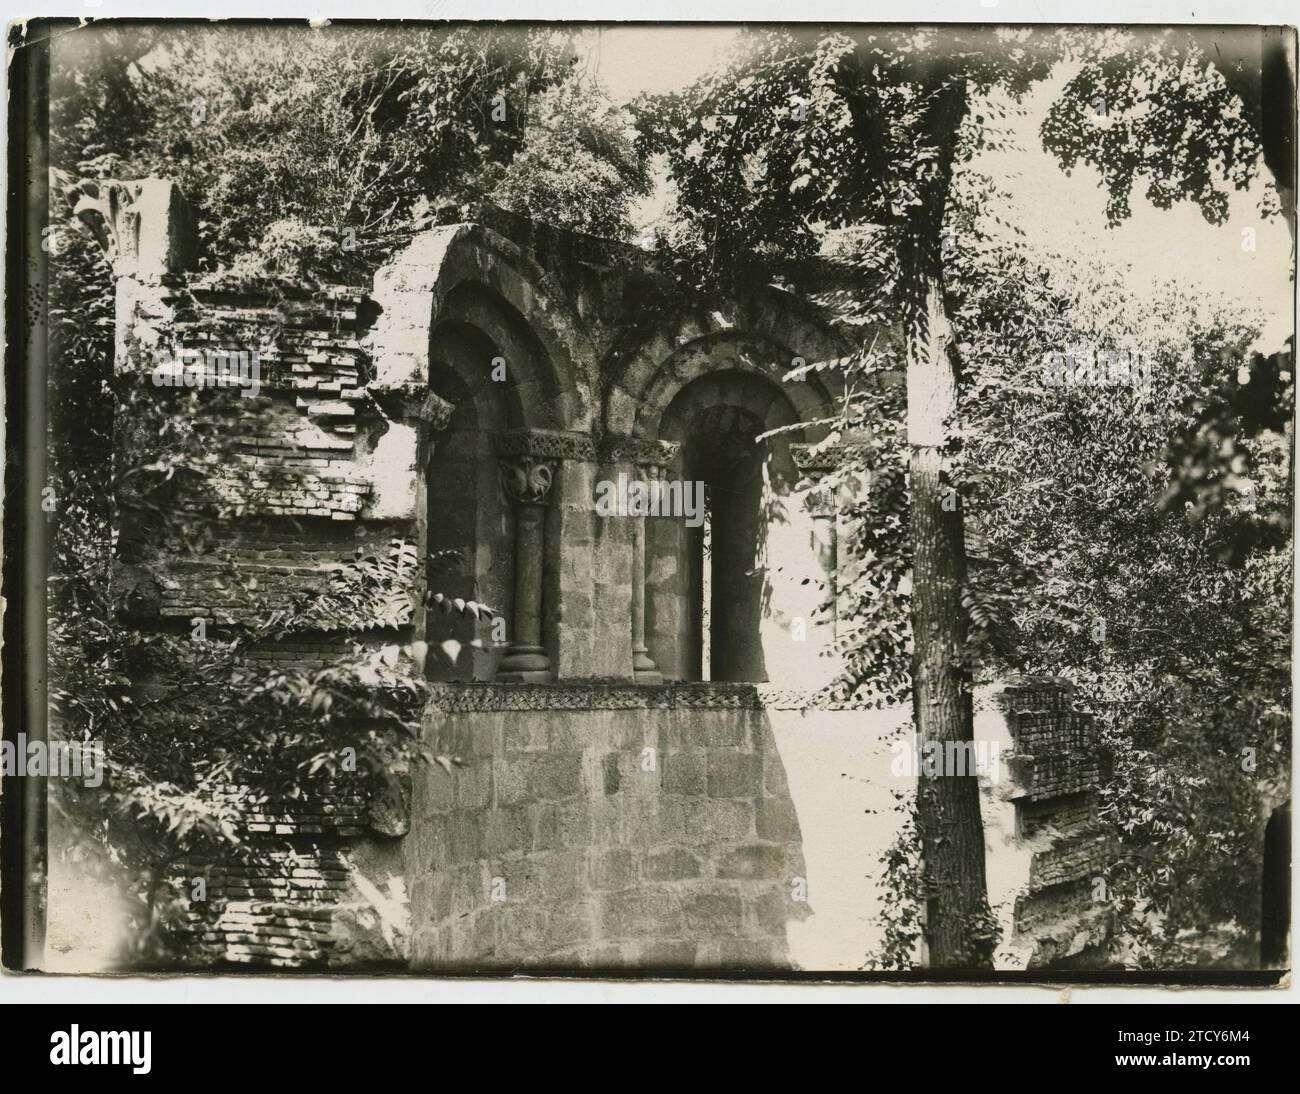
[978,678,1115,968]
[79,176,1112,972]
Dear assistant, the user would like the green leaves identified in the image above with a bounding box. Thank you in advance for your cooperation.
[296,539,423,633]
[947,231,1290,963]
[634,27,1060,293]
[1041,30,1274,228]
[1158,343,1294,564]
[53,25,580,279]
[796,176,1287,963]
[491,74,650,241]
[45,236,463,961]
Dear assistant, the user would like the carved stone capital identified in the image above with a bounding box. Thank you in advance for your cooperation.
[499,455,557,506]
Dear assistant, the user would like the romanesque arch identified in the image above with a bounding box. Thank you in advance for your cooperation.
[603,287,846,440]
[369,222,596,429]
[422,281,562,679]
[368,223,597,681]
[605,303,847,688]
[88,176,1116,975]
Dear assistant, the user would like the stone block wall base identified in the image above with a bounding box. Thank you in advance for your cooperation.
[407,685,808,970]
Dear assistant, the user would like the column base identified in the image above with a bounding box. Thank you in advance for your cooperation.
[498,645,552,683]
[633,648,662,685]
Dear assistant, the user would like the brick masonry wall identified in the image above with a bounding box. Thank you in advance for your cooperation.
[171,783,409,969]
[138,517,413,632]
[978,677,1114,967]
[407,684,809,970]
[102,192,436,969]
[114,267,442,637]
[121,276,382,511]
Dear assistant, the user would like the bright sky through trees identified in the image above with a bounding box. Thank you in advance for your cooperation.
[582,26,1292,353]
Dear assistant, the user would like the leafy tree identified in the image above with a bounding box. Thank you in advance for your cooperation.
[637,25,1289,967]
[840,179,1289,968]
[52,24,583,278]
[948,226,1291,967]
[491,74,651,240]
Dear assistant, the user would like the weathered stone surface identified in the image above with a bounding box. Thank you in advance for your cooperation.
[408,688,806,970]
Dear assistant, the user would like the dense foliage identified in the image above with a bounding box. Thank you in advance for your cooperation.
[44,24,622,962]
[953,228,1291,967]
[52,25,647,281]
[834,216,1290,966]
[490,75,651,240]
[634,26,1292,966]
[42,23,1292,967]
[46,220,490,961]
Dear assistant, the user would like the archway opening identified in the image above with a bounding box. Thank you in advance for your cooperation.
[424,319,519,681]
[681,407,767,682]
[649,371,802,683]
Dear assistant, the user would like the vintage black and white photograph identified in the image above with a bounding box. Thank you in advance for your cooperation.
[2,13,1294,987]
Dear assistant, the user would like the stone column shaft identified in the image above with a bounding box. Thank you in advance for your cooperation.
[632,463,661,683]
[498,454,555,682]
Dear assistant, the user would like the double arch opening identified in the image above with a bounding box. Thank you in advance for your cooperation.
[390,227,842,686]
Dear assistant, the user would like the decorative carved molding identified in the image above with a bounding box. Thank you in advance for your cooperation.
[66,178,142,271]
[790,442,874,474]
[499,455,556,506]
[755,686,871,710]
[598,435,681,468]
[495,428,595,462]
[425,682,873,712]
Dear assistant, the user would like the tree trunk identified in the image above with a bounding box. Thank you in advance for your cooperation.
[901,78,996,968]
